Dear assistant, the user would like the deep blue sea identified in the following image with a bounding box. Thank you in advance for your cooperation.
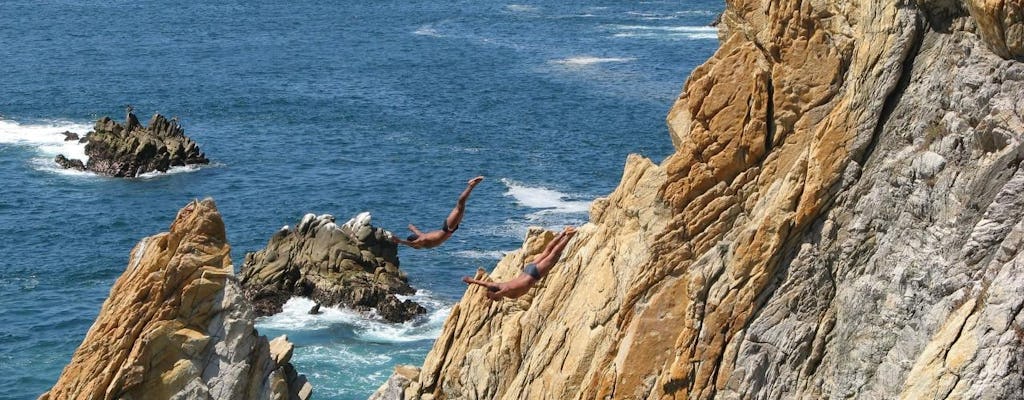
[0,1,721,398]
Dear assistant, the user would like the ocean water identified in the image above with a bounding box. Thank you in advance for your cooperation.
[0,1,721,399]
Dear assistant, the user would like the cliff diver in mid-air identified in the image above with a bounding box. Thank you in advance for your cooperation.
[393,176,484,249]
[462,226,577,300]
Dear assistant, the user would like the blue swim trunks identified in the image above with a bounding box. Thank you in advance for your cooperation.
[524,263,541,280]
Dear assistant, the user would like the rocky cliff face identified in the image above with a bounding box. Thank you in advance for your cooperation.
[56,109,209,177]
[381,1,1024,399]
[42,199,311,400]
[240,212,426,323]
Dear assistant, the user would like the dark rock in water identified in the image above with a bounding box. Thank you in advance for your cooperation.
[78,135,89,144]
[710,12,722,27]
[54,154,85,171]
[240,212,427,323]
[308,303,321,315]
[377,296,426,323]
[61,131,79,141]
[53,108,209,177]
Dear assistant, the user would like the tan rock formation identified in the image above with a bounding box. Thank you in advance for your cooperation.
[41,199,311,400]
[380,0,1024,399]
[966,0,1024,59]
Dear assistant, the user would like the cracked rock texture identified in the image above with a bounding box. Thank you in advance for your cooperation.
[379,0,1024,399]
[240,212,426,323]
[41,199,311,400]
[56,109,209,177]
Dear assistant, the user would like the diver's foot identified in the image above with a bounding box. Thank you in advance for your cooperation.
[468,176,484,186]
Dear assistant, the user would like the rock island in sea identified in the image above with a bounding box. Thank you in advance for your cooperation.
[55,107,209,177]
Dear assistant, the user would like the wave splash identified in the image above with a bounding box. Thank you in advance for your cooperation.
[255,293,451,344]
[492,178,593,237]
[0,118,92,165]
[502,178,591,213]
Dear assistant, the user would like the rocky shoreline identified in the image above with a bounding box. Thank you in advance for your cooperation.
[240,212,426,323]
[55,107,209,177]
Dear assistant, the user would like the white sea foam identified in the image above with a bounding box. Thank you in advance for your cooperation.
[613,32,718,40]
[303,345,393,365]
[0,118,92,162]
[626,12,677,21]
[256,297,358,331]
[134,164,204,179]
[255,292,451,344]
[413,24,443,38]
[673,10,718,16]
[551,56,635,67]
[454,249,510,260]
[610,24,716,31]
[505,4,539,13]
[608,24,718,32]
[496,178,593,237]
[605,24,718,40]
[501,178,591,213]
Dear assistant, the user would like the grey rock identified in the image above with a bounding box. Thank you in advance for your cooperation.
[54,154,85,171]
[240,212,426,323]
[68,110,209,177]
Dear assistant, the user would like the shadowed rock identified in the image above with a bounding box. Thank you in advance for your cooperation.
[54,154,85,171]
[55,108,209,177]
[41,199,311,400]
[240,212,426,323]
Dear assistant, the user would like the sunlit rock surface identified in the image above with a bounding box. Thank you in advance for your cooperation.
[378,0,1024,398]
[42,199,310,400]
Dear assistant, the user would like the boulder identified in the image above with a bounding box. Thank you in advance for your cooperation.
[240,212,426,323]
[54,154,85,171]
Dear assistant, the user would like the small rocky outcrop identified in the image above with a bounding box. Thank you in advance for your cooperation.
[55,107,209,177]
[240,212,426,323]
[54,154,85,171]
[369,365,421,400]
[41,199,311,400]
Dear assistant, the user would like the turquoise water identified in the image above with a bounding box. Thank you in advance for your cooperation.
[0,1,721,398]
